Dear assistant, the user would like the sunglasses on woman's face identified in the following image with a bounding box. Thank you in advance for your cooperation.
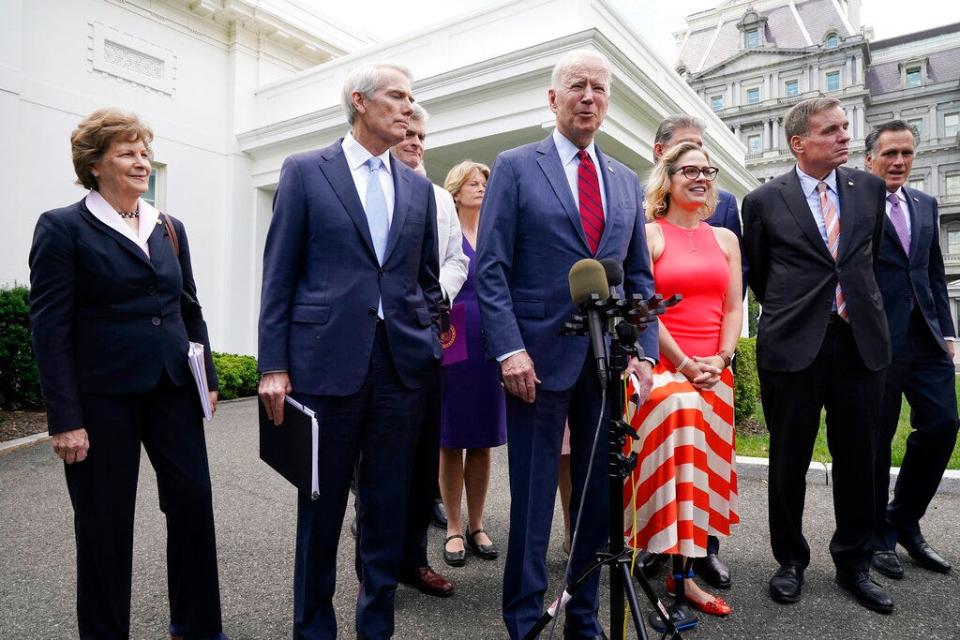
[672,166,720,181]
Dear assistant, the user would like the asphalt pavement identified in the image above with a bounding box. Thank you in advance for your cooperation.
[1,397,958,639]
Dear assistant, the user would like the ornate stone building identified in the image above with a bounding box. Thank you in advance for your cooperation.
[676,0,960,321]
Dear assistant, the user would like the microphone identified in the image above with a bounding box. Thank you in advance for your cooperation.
[568,258,610,389]
[599,258,623,296]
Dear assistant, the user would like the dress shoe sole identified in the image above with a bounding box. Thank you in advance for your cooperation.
[769,590,801,604]
[400,579,455,598]
[835,578,894,614]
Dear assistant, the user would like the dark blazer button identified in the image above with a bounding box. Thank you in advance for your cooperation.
[152,317,162,326]
[378,268,384,276]
[147,287,157,295]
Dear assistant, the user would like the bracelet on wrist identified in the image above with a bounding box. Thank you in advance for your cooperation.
[675,356,691,372]
[716,350,733,368]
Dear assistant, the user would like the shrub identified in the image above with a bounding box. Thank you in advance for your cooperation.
[0,286,43,410]
[734,336,758,424]
[212,352,259,400]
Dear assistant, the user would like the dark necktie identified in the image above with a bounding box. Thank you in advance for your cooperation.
[576,149,604,254]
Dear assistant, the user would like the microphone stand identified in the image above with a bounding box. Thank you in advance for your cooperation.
[523,293,684,640]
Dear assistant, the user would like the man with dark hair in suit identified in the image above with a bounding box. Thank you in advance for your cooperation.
[865,120,958,580]
[743,97,894,613]
[635,114,747,588]
[257,62,441,640]
[476,49,658,640]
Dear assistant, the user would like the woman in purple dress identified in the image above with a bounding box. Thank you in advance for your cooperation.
[439,160,507,567]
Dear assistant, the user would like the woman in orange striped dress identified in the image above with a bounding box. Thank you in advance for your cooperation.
[624,141,743,616]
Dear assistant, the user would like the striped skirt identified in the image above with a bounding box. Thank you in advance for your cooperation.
[622,364,739,558]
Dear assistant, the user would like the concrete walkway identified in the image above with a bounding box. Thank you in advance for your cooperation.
[1,397,958,639]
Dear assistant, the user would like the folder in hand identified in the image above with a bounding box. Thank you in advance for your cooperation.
[187,342,213,420]
[258,396,320,500]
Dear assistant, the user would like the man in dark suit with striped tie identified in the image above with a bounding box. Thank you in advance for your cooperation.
[742,97,893,614]
[865,120,958,580]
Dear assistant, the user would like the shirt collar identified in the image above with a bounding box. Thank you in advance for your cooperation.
[343,131,393,175]
[552,128,599,168]
[85,190,159,251]
[886,186,908,205]
[795,165,837,197]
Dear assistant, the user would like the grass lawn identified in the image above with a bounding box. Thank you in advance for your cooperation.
[737,377,960,470]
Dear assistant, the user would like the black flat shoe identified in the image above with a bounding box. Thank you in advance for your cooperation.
[443,534,466,567]
[466,529,499,560]
[431,501,448,529]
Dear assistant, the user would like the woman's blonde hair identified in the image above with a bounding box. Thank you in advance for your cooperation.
[644,142,717,221]
[71,108,154,190]
[444,160,490,210]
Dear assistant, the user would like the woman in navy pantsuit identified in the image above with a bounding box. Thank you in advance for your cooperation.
[29,108,227,640]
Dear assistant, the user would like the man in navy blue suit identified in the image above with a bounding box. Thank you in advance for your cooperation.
[635,115,747,588]
[865,120,958,580]
[476,49,658,640]
[257,63,441,640]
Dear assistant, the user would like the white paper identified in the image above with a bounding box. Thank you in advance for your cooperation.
[284,396,320,499]
[187,342,213,420]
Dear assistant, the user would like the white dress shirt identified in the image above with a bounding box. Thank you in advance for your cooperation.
[433,185,469,302]
[85,190,160,257]
[795,165,840,248]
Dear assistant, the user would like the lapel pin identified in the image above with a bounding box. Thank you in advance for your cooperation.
[913,197,920,202]
[156,219,162,225]
[847,180,854,186]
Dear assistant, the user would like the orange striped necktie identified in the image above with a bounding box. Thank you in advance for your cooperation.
[818,181,847,320]
[577,149,604,254]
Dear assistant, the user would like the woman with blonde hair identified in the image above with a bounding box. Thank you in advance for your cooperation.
[438,160,507,567]
[623,141,742,618]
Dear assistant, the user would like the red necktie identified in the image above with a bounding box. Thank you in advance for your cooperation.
[577,150,604,254]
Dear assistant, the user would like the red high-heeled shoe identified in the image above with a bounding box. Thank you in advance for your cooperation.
[664,575,733,616]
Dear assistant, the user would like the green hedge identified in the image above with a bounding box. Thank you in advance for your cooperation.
[734,336,758,424]
[211,352,259,400]
[0,286,42,410]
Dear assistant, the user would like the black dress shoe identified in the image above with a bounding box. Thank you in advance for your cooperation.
[693,553,731,589]
[443,534,466,567]
[769,565,803,603]
[632,550,669,579]
[836,569,894,614]
[466,529,499,559]
[898,532,952,573]
[431,501,448,529]
[872,550,904,580]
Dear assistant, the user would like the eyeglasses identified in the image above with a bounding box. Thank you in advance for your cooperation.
[671,165,720,181]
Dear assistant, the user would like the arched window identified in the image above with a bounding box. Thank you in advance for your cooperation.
[825,32,839,48]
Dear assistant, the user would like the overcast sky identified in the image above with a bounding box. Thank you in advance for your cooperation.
[315,0,960,64]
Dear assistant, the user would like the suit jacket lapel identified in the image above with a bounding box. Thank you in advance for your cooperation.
[536,136,589,252]
[77,203,154,269]
[318,141,378,262]
[835,167,859,261]
[148,220,170,269]
[903,187,923,260]
[594,146,620,256]
[382,164,410,265]
[778,171,833,263]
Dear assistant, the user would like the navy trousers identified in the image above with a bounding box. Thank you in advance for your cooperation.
[292,324,425,640]
[65,374,223,640]
[502,354,609,640]
[874,311,959,550]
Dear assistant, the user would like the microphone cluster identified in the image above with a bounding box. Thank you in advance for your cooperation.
[564,258,682,389]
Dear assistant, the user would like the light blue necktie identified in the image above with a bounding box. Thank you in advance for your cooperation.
[365,157,390,265]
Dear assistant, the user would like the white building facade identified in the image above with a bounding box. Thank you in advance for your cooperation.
[1,0,755,356]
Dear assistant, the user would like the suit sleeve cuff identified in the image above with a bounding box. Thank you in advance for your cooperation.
[496,349,525,362]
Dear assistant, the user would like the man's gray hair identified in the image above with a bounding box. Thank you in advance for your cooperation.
[341,63,413,126]
[865,119,919,156]
[410,102,429,123]
[550,49,612,93]
[655,115,706,146]
[784,97,842,143]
